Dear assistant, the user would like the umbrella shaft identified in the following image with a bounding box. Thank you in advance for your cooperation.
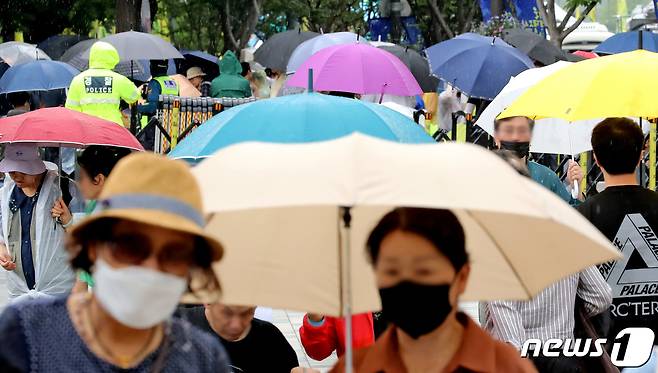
[340,207,354,373]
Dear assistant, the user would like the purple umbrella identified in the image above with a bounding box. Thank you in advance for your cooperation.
[286,43,422,96]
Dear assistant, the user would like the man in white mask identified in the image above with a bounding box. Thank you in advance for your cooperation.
[0,152,231,372]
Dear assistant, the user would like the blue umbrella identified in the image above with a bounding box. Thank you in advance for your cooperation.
[168,92,434,161]
[0,60,79,93]
[425,35,533,100]
[594,31,658,54]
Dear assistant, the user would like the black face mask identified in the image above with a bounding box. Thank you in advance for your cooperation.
[379,281,453,339]
[499,140,530,159]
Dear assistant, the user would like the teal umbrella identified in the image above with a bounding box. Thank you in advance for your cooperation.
[168,92,434,162]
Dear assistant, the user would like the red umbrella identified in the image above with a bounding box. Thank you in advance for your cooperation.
[572,50,598,59]
[0,107,144,150]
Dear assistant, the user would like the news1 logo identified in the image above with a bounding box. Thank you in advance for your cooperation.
[521,328,655,367]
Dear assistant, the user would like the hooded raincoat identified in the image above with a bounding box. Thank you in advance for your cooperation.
[1,163,75,303]
[210,51,252,99]
[65,41,139,126]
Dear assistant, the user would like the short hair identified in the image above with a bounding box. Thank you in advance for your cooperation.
[77,146,132,179]
[591,118,644,175]
[366,208,468,271]
[494,115,535,132]
[8,92,30,108]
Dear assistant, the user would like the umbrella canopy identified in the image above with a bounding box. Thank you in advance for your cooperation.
[425,34,533,100]
[0,107,144,150]
[194,133,619,315]
[500,50,658,122]
[101,31,183,61]
[0,60,79,94]
[287,44,422,96]
[572,50,598,59]
[254,29,319,72]
[286,32,367,74]
[476,61,601,155]
[37,35,87,60]
[502,28,568,66]
[168,92,433,161]
[60,39,151,81]
[181,50,219,79]
[169,74,201,97]
[0,42,51,66]
[594,31,658,55]
[377,44,439,93]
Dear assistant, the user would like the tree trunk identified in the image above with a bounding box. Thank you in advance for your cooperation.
[116,0,140,32]
[490,0,504,17]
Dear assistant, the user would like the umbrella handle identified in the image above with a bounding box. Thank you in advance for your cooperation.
[572,179,579,200]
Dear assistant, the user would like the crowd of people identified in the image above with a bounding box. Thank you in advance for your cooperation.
[0,37,655,373]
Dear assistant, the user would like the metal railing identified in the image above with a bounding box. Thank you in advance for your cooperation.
[137,95,256,154]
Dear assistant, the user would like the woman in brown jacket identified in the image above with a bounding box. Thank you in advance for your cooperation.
[331,208,537,373]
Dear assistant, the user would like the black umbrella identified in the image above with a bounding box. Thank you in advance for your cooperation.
[180,50,219,80]
[377,45,439,93]
[254,29,319,72]
[501,28,568,66]
[37,35,87,60]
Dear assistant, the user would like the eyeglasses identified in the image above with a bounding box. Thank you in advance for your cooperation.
[101,233,197,272]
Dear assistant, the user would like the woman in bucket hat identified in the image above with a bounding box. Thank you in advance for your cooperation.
[0,143,75,302]
[0,152,231,372]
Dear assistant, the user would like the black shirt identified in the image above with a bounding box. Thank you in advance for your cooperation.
[577,185,658,341]
[176,306,299,373]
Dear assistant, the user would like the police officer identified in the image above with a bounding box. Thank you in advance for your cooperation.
[137,59,179,151]
[65,41,140,126]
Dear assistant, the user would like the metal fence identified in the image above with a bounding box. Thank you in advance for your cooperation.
[138,95,256,154]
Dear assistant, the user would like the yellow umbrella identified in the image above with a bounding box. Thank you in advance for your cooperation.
[499,50,658,122]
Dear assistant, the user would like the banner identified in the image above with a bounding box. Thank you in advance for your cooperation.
[654,0,658,21]
[513,0,546,36]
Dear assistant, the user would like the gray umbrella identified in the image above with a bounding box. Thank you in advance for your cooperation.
[254,29,319,72]
[60,39,150,82]
[101,31,183,60]
[0,42,51,66]
[501,29,568,66]
[377,45,438,93]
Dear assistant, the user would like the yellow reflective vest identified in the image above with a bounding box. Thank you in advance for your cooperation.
[65,41,139,126]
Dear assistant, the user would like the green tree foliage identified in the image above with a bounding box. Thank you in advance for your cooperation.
[0,0,114,43]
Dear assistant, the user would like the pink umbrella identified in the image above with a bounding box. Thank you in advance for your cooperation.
[286,43,422,96]
[0,107,144,150]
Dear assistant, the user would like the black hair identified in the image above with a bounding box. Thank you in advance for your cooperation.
[592,118,644,175]
[8,92,30,108]
[69,217,220,297]
[150,59,169,77]
[366,208,468,271]
[494,115,535,132]
[327,91,357,99]
[241,62,251,77]
[78,146,131,180]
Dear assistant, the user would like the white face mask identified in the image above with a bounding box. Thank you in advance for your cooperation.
[93,258,187,329]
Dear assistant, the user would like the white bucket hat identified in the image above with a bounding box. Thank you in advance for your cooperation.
[0,144,46,175]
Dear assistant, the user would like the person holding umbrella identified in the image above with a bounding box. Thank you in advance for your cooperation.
[0,144,75,302]
[65,41,140,126]
[330,208,536,373]
[494,116,584,205]
[0,152,230,372]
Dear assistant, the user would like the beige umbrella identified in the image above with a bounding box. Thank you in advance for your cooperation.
[195,133,619,371]
[196,133,619,311]
[169,74,201,97]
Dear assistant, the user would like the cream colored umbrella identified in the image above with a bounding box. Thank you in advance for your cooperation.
[196,132,619,308]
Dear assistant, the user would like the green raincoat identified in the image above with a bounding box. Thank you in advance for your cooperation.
[210,51,252,99]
